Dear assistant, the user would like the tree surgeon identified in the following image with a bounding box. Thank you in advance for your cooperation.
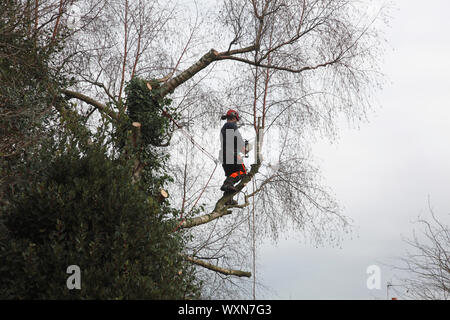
[219,109,247,205]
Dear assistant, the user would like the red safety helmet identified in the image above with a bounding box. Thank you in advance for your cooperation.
[221,109,240,121]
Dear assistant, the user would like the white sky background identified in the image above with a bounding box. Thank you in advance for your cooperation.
[258,0,450,300]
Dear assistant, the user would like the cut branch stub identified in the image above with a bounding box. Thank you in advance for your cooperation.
[159,189,169,202]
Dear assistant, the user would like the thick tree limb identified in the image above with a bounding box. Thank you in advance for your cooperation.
[62,89,119,121]
[180,163,261,229]
[158,45,262,97]
[157,44,341,99]
[159,49,220,97]
[183,255,251,278]
[181,208,232,229]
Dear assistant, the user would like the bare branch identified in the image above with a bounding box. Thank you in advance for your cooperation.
[61,89,119,121]
[118,0,129,104]
[50,0,64,45]
[216,54,343,73]
[183,255,251,278]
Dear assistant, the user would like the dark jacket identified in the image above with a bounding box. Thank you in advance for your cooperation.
[219,122,244,165]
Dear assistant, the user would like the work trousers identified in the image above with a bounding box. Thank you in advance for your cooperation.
[222,163,247,178]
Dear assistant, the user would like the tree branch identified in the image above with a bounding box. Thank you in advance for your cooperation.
[157,40,341,98]
[183,255,251,278]
[216,54,342,73]
[180,163,261,229]
[79,76,118,104]
[130,5,143,80]
[50,0,64,45]
[61,89,119,121]
[159,49,220,97]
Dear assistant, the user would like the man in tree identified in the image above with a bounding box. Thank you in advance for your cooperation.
[219,109,247,205]
[35,0,387,293]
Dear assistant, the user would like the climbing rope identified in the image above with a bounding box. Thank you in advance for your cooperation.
[173,161,218,232]
[161,109,219,164]
[252,177,256,299]
[155,105,220,232]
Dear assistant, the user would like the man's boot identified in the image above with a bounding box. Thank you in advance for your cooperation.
[223,191,238,206]
[220,175,241,192]
[225,199,238,206]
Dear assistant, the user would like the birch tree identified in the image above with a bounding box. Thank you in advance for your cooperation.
[26,0,388,297]
[394,206,450,300]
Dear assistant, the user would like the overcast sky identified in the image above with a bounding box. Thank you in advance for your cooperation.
[258,0,450,300]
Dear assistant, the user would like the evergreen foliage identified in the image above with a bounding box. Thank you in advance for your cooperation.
[0,2,201,298]
[125,78,174,148]
[0,123,201,299]
[0,0,67,158]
